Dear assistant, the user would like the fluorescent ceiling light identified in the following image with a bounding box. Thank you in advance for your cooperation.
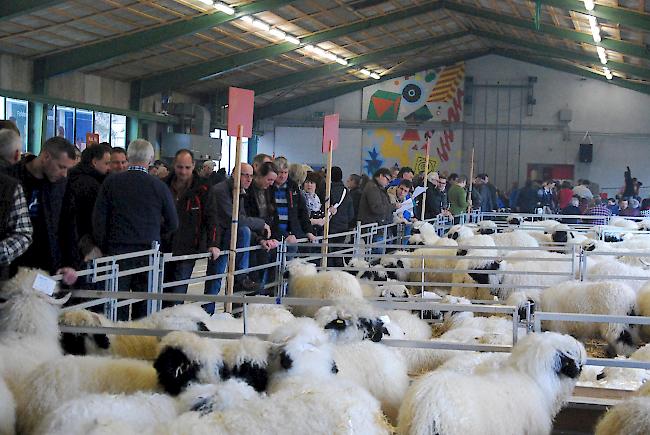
[335,57,348,65]
[583,0,595,11]
[269,28,286,39]
[197,0,213,5]
[604,67,612,80]
[323,51,338,61]
[312,46,326,56]
[240,15,253,23]
[285,35,300,44]
[588,16,601,43]
[214,2,235,15]
[252,19,270,31]
[370,72,381,80]
[360,69,371,76]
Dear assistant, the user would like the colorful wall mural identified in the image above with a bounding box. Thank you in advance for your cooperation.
[361,62,465,176]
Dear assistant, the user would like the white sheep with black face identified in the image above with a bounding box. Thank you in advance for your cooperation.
[450,235,500,301]
[0,268,70,391]
[409,221,440,245]
[397,332,586,435]
[315,298,388,343]
[284,258,363,316]
[446,224,476,241]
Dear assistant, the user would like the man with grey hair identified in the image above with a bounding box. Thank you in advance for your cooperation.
[0,128,22,173]
[93,138,178,320]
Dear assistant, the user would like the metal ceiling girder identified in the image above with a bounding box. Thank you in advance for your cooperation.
[442,1,650,61]
[35,0,299,79]
[0,0,67,22]
[254,48,491,119]
[541,0,650,33]
[137,0,446,97]
[474,29,650,81]
[250,30,469,95]
[493,48,650,95]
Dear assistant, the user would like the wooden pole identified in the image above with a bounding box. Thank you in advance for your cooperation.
[420,136,431,220]
[321,140,333,269]
[467,147,475,213]
[225,124,244,313]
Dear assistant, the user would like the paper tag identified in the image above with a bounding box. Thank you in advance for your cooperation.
[380,315,391,325]
[33,274,56,296]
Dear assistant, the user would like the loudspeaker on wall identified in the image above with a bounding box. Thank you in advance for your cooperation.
[579,143,593,163]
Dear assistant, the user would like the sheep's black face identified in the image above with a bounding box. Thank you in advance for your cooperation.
[479,228,495,235]
[618,329,635,347]
[457,249,468,256]
[468,261,500,285]
[324,318,348,331]
[60,332,109,355]
[154,346,201,396]
[552,231,568,243]
[557,353,582,379]
[584,243,596,252]
[279,350,293,370]
[231,361,268,392]
[517,299,536,321]
[507,218,522,226]
[449,232,459,240]
[196,321,209,332]
[331,361,339,374]
[357,317,384,342]
[386,271,398,280]
[373,271,388,282]
[604,235,623,243]
[360,270,374,280]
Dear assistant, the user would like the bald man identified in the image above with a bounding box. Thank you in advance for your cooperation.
[203,163,267,312]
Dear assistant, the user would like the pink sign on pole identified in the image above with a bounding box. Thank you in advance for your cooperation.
[322,113,340,153]
[227,87,255,138]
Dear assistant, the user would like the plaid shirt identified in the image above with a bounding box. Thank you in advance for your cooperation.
[0,184,33,265]
[586,205,612,226]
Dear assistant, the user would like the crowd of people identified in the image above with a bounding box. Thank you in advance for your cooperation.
[2,117,647,317]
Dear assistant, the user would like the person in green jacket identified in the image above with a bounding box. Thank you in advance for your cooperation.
[448,175,469,217]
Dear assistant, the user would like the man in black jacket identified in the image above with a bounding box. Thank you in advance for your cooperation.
[327,166,354,267]
[93,139,178,320]
[66,143,111,263]
[162,150,221,308]
[9,136,78,275]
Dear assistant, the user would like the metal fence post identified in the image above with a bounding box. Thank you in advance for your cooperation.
[353,221,362,258]
[108,261,119,323]
[147,242,160,316]
[276,239,286,300]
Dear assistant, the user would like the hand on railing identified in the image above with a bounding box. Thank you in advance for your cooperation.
[57,267,78,286]
[261,239,279,251]
[306,233,318,243]
[208,247,221,261]
[285,235,298,244]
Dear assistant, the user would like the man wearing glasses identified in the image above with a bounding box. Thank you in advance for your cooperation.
[358,167,397,227]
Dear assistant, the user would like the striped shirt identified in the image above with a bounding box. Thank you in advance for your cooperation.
[275,183,289,234]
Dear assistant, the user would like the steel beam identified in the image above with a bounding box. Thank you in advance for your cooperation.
[493,48,650,95]
[473,29,650,80]
[250,31,469,95]
[542,0,650,32]
[255,48,490,119]
[138,1,445,97]
[443,1,650,61]
[36,0,298,79]
[0,1,66,22]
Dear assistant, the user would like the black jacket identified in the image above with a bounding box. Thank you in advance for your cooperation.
[163,173,220,255]
[518,186,540,213]
[65,162,106,258]
[208,178,266,245]
[93,169,179,254]
[244,183,280,240]
[329,181,354,233]
[349,187,363,224]
[270,178,313,239]
[419,181,448,220]
[9,155,77,272]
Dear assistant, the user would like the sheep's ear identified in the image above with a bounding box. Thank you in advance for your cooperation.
[558,353,581,379]
[154,346,201,396]
[324,318,348,331]
[584,243,596,251]
[196,321,209,332]
[92,333,110,349]
[279,350,293,370]
[451,232,459,240]
[60,333,87,355]
[617,329,635,347]
[457,249,468,256]
[596,371,606,380]
[232,361,268,392]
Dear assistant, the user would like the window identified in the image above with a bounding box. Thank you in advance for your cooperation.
[56,106,75,144]
[5,98,28,152]
[110,114,126,149]
[45,105,55,140]
[94,112,111,143]
[75,109,93,150]
[210,129,247,174]
[0,96,4,119]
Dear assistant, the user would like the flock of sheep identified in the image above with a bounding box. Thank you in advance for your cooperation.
[2,214,650,434]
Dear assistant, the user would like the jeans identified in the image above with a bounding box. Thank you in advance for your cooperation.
[402,224,412,245]
[163,259,196,308]
[204,226,252,314]
[116,255,150,321]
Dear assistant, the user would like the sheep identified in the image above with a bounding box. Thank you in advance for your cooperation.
[33,391,181,435]
[0,359,15,435]
[610,216,640,231]
[397,332,586,435]
[220,336,270,393]
[584,258,650,291]
[380,250,413,282]
[314,298,387,343]
[490,229,540,255]
[445,223,475,241]
[634,283,650,339]
[477,219,498,235]
[435,351,510,375]
[201,303,295,335]
[284,258,363,316]
[14,355,160,435]
[410,238,459,295]
[153,331,229,396]
[384,309,433,341]
[409,221,440,245]
[450,235,500,300]
[540,280,641,356]
[595,381,650,435]
[550,223,587,246]
[60,303,212,360]
[0,268,69,390]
